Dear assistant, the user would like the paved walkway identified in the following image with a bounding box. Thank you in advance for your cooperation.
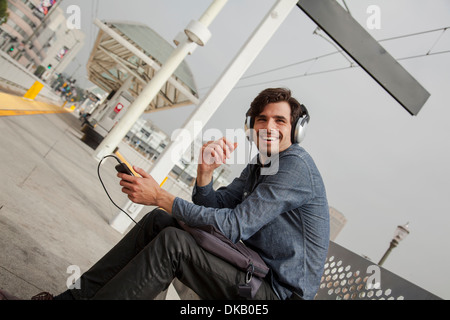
[0,92,185,299]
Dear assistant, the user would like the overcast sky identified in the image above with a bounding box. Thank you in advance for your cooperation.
[60,0,450,299]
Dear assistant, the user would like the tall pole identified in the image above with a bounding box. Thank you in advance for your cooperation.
[94,0,228,161]
[378,240,398,266]
[378,223,410,266]
[110,0,299,233]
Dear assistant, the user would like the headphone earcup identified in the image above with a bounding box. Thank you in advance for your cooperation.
[245,116,253,142]
[292,115,309,144]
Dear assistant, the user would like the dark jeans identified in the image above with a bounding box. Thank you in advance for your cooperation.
[70,208,279,300]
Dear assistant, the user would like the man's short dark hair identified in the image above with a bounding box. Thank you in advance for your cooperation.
[248,88,304,124]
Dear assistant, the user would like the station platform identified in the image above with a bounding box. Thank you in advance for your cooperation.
[0,92,184,300]
[0,92,72,117]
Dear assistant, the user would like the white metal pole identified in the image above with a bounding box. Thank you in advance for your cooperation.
[110,0,298,233]
[94,41,196,159]
[93,0,228,161]
[198,0,228,26]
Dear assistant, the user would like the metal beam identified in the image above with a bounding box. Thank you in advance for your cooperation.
[94,19,200,106]
[144,101,193,114]
[97,45,147,85]
[297,0,430,116]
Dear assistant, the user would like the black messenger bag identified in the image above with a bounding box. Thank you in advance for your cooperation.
[178,221,269,299]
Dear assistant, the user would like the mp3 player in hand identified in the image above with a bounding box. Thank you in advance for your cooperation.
[115,162,134,176]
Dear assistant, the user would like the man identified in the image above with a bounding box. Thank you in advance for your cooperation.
[1,88,329,300]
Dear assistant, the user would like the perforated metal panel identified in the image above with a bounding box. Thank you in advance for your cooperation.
[315,242,442,300]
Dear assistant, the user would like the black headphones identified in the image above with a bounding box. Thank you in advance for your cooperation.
[245,104,310,144]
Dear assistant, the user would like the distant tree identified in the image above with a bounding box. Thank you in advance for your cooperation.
[0,0,8,25]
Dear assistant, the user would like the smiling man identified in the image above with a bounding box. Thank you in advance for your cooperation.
[168,88,330,300]
[252,99,293,158]
[1,88,329,301]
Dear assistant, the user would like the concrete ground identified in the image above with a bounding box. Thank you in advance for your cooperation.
[0,99,192,299]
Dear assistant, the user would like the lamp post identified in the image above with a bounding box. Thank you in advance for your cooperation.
[378,222,410,266]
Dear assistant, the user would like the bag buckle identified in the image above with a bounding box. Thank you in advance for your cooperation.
[245,263,255,284]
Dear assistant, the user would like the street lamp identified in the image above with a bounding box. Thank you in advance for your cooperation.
[378,222,410,266]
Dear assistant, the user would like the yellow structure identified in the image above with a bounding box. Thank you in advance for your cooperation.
[23,81,45,101]
[0,92,70,117]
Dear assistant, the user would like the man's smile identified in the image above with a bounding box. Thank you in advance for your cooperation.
[258,132,281,143]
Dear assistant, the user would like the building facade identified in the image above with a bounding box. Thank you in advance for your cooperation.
[0,0,84,80]
[329,206,347,241]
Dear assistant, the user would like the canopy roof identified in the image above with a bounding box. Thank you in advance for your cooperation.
[87,20,199,113]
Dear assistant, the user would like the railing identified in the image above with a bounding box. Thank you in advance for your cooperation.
[315,241,442,300]
[168,240,442,300]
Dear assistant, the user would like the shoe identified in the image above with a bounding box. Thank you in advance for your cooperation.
[0,289,21,300]
[31,292,53,300]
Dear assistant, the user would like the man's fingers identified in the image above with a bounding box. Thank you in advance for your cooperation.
[223,137,234,149]
[133,166,150,178]
[215,139,235,159]
[220,138,239,159]
[215,139,230,159]
[222,137,238,151]
[206,145,222,164]
[213,144,227,163]
[220,139,239,160]
[119,179,135,189]
[203,140,215,148]
[200,138,239,165]
[117,172,135,182]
